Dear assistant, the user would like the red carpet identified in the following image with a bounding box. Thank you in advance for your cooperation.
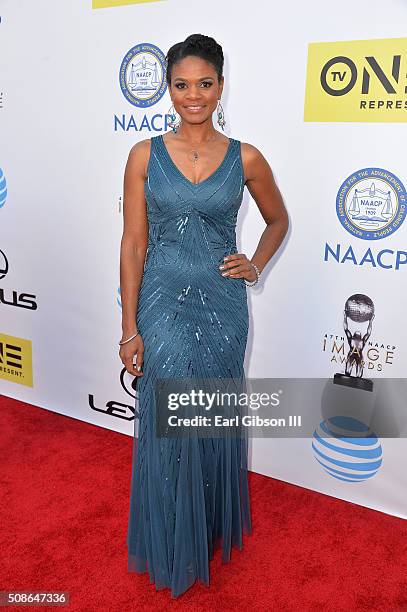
[1,395,406,611]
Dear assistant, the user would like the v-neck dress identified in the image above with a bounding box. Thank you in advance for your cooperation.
[127,133,252,598]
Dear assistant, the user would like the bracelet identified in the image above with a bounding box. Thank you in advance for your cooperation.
[244,262,261,287]
[119,330,140,345]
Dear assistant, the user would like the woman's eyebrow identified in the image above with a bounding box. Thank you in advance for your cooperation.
[173,76,214,82]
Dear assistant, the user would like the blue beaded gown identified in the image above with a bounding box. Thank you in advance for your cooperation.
[127,133,252,598]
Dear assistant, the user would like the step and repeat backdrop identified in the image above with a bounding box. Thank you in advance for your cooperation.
[1,0,406,519]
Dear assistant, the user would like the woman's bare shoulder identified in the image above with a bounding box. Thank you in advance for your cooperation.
[127,137,153,179]
[129,137,153,158]
[240,141,270,182]
[240,141,265,162]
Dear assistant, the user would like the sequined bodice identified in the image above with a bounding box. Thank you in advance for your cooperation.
[143,134,245,275]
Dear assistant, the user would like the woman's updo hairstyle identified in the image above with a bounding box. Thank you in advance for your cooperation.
[166,34,224,85]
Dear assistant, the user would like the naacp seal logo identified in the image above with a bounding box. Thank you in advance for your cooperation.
[119,43,167,108]
[336,168,407,240]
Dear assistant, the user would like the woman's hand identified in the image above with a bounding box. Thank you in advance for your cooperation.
[218,253,257,282]
[119,334,144,377]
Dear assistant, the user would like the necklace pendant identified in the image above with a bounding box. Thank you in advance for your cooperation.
[187,149,199,164]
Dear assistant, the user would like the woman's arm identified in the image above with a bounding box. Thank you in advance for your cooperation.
[119,139,150,375]
[244,143,289,272]
[221,143,289,281]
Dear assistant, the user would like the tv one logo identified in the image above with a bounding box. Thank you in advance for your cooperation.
[304,37,407,122]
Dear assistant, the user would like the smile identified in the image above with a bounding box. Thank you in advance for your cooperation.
[184,106,205,112]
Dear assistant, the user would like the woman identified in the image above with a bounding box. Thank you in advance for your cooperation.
[120,34,289,598]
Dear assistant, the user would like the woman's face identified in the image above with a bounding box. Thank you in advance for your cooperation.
[169,55,224,127]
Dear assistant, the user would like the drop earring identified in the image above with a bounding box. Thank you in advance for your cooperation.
[217,99,226,130]
[167,103,182,133]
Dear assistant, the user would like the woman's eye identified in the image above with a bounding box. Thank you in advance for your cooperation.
[174,82,212,89]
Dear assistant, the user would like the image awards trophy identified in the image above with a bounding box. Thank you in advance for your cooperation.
[320,293,377,439]
[334,294,375,393]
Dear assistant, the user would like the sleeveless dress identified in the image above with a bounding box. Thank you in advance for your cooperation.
[127,133,252,598]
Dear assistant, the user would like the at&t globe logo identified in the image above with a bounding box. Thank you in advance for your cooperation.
[336,167,407,240]
[119,42,167,108]
[312,416,383,482]
[0,168,7,208]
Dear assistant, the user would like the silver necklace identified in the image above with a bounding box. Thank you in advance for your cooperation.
[183,136,218,165]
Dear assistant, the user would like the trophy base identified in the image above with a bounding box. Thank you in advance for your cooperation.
[333,373,373,392]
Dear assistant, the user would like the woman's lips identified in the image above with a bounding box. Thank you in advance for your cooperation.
[184,105,205,113]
